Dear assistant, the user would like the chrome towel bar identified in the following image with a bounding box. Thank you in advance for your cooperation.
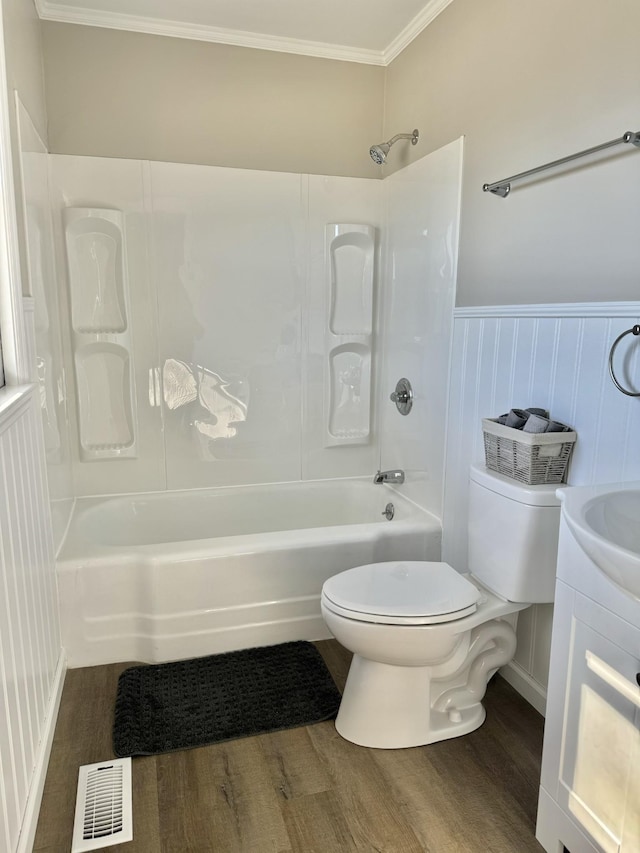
[608,325,640,397]
[483,130,640,197]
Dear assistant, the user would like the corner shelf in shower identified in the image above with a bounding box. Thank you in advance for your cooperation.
[63,207,138,460]
[323,223,375,447]
[64,208,128,334]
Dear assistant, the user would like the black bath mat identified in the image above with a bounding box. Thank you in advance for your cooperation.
[113,641,341,757]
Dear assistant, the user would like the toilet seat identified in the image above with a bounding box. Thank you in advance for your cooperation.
[321,561,481,625]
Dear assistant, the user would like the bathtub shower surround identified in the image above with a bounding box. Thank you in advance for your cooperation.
[49,158,389,496]
[15,98,74,552]
[379,139,463,515]
[44,142,465,513]
[57,479,440,667]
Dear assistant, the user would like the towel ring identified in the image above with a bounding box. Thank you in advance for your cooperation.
[608,325,640,396]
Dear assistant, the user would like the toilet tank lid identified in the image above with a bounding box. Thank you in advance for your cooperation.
[470,464,561,507]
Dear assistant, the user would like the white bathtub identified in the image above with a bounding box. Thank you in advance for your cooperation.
[57,478,441,667]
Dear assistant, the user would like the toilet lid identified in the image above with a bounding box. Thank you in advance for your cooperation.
[321,561,481,625]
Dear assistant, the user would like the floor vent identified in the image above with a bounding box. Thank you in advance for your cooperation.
[71,757,133,851]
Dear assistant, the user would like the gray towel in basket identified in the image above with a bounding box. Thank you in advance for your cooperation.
[504,409,529,428]
[499,407,548,429]
[522,413,550,433]
[523,414,572,434]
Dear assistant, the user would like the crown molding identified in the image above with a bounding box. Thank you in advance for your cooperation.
[35,0,453,66]
[34,0,386,65]
[382,0,454,64]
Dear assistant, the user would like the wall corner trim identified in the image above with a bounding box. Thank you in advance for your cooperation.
[454,301,640,320]
[382,0,455,64]
[15,651,67,853]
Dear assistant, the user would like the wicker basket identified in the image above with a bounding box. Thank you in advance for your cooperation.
[482,418,576,485]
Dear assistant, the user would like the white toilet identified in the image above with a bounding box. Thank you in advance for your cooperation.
[320,464,561,749]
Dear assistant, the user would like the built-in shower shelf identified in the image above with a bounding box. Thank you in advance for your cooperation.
[324,224,375,448]
[331,429,370,439]
[329,328,372,337]
[83,443,135,451]
[64,208,128,335]
[328,225,374,336]
[64,207,138,461]
[74,326,127,335]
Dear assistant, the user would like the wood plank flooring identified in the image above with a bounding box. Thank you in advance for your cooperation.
[33,641,544,852]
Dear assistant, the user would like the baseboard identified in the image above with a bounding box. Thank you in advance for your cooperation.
[16,650,67,853]
[500,660,547,717]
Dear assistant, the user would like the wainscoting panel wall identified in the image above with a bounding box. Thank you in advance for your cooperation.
[443,305,640,710]
[0,388,62,852]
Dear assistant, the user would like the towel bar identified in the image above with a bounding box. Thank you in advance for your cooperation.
[483,129,640,197]
[608,325,640,396]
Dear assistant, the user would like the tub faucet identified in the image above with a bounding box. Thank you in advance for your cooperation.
[373,469,405,485]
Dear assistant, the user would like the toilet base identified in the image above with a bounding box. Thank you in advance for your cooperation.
[335,654,487,749]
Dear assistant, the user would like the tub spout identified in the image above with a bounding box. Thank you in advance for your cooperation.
[373,469,405,485]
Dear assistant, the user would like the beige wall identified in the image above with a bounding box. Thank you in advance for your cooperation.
[384,0,640,305]
[41,23,384,178]
[3,0,47,140]
[2,0,48,296]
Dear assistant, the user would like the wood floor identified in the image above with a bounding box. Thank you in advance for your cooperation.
[34,641,544,852]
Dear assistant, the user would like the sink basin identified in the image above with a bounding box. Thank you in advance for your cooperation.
[560,482,640,601]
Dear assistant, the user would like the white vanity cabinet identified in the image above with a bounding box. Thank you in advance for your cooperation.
[536,517,640,853]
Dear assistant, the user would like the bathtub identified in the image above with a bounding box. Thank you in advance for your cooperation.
[57,478,441,667]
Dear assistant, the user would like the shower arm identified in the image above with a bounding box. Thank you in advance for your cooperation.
[387,131,419,147]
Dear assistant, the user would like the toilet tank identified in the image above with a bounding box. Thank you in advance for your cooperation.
[468,464,561,603]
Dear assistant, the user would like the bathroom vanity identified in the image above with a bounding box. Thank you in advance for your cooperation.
[536,483,640,853]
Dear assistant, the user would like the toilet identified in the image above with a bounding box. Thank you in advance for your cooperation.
[320,464,561,749]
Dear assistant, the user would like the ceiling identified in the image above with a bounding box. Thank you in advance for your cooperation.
[35,0,454,65]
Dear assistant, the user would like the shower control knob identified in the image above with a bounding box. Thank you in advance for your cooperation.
[381,503,395,521]
[390,378,413,416]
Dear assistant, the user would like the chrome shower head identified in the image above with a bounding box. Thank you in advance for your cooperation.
[369,129,419,164]
[369,142,390,165]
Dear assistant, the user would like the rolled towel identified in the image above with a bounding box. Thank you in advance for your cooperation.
[546,420,572,433]
[522,413,550,433]
[505,408,530,429]
[523,414,571,433]
[496,407,552,428]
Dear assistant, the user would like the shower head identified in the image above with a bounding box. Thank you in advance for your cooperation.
[369,129,419,164]
[369,142,391,165]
